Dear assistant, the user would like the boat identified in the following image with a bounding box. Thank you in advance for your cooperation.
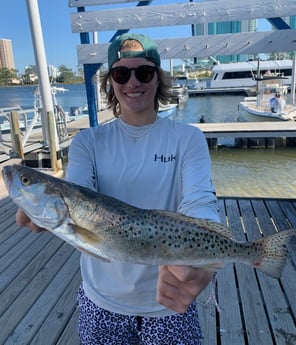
[158,103,178,118]
[187,60,294,96]
[169,84,189,104]
[238,77,296,122]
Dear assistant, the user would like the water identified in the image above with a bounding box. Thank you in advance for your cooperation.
[0,84,295,198]
[210,147,296,198]
[0,84,87,112]
[166,92,296,198]
[172,94,243,123]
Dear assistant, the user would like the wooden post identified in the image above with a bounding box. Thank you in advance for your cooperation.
[9,111,24,160]
[47,111,62,172]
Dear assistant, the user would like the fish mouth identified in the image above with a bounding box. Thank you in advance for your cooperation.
[2,166,13,193]
[2,165,22,200]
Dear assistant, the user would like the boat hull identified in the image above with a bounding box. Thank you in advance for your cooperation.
[238,101,296,122]
[158,103,177,118]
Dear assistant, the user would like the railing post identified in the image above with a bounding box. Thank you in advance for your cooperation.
[48,111,63,172]
[9,111,24,160]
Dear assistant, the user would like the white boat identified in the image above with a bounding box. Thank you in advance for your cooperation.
[187,60,294,96]
[169,84,189,104]
[238,77,296,122]
[158,103,177,118]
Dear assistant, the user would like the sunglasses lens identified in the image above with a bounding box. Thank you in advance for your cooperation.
[111,66,157,84]
[135,66,157,83]
[111,67,130,84]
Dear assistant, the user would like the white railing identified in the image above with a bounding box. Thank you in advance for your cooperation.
[0,105,68,163]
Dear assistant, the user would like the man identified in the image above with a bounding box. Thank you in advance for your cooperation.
[270,93,285,113]
[17,33,220,344]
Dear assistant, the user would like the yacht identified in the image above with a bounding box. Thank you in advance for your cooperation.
[187,60,294,96]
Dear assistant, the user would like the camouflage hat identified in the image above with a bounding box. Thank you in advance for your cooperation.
[108,33,161,68]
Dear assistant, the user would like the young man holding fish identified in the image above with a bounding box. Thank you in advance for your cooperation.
[16,33,220,344]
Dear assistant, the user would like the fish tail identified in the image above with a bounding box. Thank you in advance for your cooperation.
[251,229,296,278]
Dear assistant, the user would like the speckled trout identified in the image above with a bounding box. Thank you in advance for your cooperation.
[2,164,295,278]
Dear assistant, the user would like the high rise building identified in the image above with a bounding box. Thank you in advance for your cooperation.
[281,15,296,29]
[290,16,296,28]
[0,39,15,70]
[193,20,257,63]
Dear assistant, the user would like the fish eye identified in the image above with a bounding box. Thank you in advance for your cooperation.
[21,174,31,186]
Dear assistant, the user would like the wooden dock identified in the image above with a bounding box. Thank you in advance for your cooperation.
[0,190,295,345]
[2,109,296,165]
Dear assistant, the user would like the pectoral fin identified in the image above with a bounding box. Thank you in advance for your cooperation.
[70,224,111,262]
[191,262,225,271]
[77,245,111,263]
[71,224,102,244]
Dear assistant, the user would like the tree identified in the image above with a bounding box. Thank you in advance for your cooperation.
[56,65,76,83]
[0,68,18,85]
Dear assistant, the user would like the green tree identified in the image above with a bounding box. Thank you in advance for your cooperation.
[0,68,18,85]
[56,65,76,83]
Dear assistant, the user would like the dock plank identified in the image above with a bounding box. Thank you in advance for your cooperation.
[0,236,63,316]
[0,242,76,344]
[6,251,80,345]
[196,284,218,345]
[216,199,245,345]
[229,199,274,345]
[30,271,81,345]
[252,200,296,345]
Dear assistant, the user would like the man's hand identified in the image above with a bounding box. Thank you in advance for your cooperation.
[16,208,46,233]
[157,265,213,313]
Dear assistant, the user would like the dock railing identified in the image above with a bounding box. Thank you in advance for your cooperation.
[0,106,68,163]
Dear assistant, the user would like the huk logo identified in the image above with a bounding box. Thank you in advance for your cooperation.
[154,154,176,163]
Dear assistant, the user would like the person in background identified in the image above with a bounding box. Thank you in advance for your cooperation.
[270,93,285,113]
[16,33,220,345]
[199,115,206,123]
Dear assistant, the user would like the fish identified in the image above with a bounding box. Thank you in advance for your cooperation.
[2,164,295,279]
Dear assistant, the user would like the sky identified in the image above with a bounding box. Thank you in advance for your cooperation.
[0,0,271,74]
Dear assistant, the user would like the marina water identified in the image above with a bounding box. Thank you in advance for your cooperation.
[0,84,295,198]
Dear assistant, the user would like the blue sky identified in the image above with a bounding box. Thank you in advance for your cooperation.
[0,1,271,74]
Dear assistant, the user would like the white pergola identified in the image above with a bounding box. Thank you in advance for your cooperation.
[69,0,296,64]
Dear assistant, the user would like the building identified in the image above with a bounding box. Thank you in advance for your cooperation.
[269,16,296,60]
[193,20,257,63]
[0,38,15,70]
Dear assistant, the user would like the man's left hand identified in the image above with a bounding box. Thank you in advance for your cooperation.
[156,265,213,314]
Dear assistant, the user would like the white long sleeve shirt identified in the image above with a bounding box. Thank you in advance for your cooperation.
[66,116,220,317]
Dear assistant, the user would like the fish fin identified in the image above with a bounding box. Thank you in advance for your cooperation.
[70,224,102,244]
[202,263,225,271]
[252,229,296,278]
[70,224,112,262]
[191,263,225,271]
[76,245,111,262]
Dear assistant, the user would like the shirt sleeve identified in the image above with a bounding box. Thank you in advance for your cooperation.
[65,129,98,191]
[177,127,220,223]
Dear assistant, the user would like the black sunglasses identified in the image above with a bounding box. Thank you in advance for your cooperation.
[110,65,158,84]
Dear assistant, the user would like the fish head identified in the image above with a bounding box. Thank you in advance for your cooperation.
[2,164,68,230]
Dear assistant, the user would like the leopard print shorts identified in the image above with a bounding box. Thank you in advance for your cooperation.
[77,285,202,345]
